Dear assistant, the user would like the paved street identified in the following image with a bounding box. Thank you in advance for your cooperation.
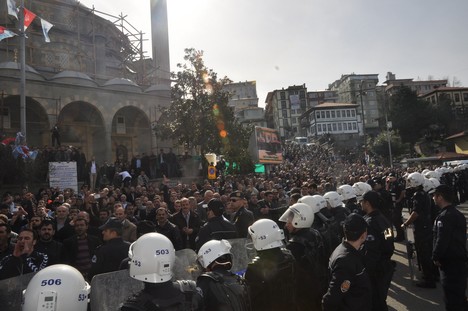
[387,203,468,310]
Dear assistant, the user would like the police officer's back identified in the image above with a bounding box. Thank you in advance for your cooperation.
[245,219,296,311]
[197,239,250,311]
[195,199,238,251]
[279,203,328,311]
[121,233,203,311]
[89,218,130,280]
[322,213,371,311]
[360,191,394,311]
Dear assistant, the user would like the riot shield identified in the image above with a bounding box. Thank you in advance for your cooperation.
[404,225,416,281]
[0,272,36,310]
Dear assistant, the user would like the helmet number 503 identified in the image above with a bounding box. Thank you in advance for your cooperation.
[155,249,170,255]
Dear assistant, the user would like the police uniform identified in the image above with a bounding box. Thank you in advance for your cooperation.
[197,267,250,311]
[411,187,436,287]
[121,280,203,311]
[287,227,328,310]
[230,192,254,238]
[195,199,238,252]
[363,209,394,311]
[89,219,130,280]
[322,241,372,311]
[433,199,468,310]
[245,247,296,311]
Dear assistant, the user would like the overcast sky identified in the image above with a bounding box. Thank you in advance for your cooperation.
[79,0,468,106]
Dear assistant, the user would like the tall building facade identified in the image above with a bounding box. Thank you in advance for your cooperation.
[329,74,380,137]
[0,0,171,163]
[383,71,447,96]
[265,84,308,140]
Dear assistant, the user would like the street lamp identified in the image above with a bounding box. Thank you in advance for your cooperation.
[383,93,393,168]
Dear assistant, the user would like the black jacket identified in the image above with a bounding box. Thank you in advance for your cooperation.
[232,207,254,238]
[432,204,468,265]
[195,216,238,251]
[322,242,372,311]
[88,237,129,280]
[62,234,102,268]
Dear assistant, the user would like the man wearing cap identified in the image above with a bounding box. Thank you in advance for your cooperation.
[386,173,405,242]
[360,190,394,311]
[195,199,238,252]
[432,185,468,310]
[322,213,371,311]
[229,191,254,238]
[88,217,130,280]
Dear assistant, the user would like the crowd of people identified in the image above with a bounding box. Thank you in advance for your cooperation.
[1,142,467,310]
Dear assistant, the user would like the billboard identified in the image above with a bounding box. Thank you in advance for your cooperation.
[250,127,283,164]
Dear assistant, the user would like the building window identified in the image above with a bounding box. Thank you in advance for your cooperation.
[463,93,468,102]
[338,123,342,131]
[346,110,351,117]
[351,110,356,117]
[282,110,288,118]
[300,100,306,110]
[292,117,297,124]
[317,124,322,132]
[331,111,336,118]
[280,92,285,100]
[281,101,287,109]
[352,123,357,130]
[299,90,305,99]
[343,123,347,130]
[326,111,330,118]
[1,108,10,129]
[348,122,352,129]
[116,116,126,134]
[332,123,337,131]
[337,110,341,118]
[321,111,325,118]
[327,124,332,132]
[455,94,460,102]
[316,111,320,119]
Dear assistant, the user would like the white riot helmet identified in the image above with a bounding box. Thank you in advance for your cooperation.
[406,172,425,188]
[352,182,372,200]
[337,184,356,201]
[429,177,440,189]
[423,178,434,193]
[297,195,324,213]
[424,170,441,181]
[197,239,232,269]
[324,191,343,208]
[248,219,284,251]
[422,169,430,175]
[279,202,315,228]
[128,233,175,283]
[22,264,90,311]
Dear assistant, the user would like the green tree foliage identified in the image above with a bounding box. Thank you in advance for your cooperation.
[388,87,434,147]
[156,48,254,173]
[368,130,408,161]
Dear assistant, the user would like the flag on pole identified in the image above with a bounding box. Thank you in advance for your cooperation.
[41,18,53,42]
[23,8,36,30]
[0,26,17,42]
[7,0,18,19]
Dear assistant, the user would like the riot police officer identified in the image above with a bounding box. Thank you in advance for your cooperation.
[245,219,296,311]
[279,203,328,310]
[322,213,372,311]
[403,172,436,288]
[121,233,203,310]
[197,239,250,311]
[360,191,395,311]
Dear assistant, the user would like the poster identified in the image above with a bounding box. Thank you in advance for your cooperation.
[254,127,283,164]
[49,162,78,192]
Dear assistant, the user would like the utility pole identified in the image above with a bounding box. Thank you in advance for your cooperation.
[19,0,27,137]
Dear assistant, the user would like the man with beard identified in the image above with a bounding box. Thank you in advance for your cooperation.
[62,218,101,281]
[0,229,48,279]
[35,219,62,266]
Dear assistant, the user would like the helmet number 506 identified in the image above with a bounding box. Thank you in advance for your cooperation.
[40,279,62,286]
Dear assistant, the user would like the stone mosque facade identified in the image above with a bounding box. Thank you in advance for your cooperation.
[0,0,171,163]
